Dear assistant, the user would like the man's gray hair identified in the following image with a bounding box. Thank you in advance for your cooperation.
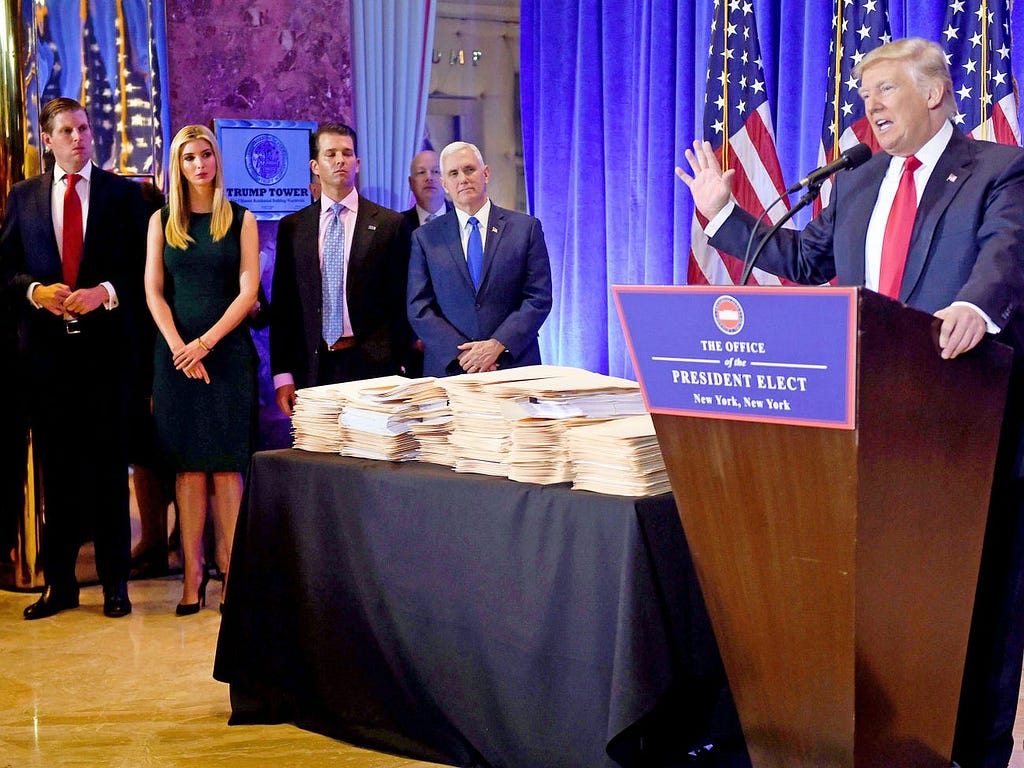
[440,141,486,170]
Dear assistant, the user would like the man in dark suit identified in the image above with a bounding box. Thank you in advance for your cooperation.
[401,149,452,377]
[270,123,412,416]
[0,97,149,619]
[678,38,1024,768]
[407,141,552,378]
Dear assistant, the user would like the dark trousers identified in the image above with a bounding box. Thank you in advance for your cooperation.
[29,332,131,591]
[316,342,396,386]
[954,383,1024,768]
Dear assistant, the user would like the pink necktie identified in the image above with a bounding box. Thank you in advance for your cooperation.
[878,155,922,299]
[62,173,83,288]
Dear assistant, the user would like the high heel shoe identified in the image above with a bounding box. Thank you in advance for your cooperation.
[175,569,210,616]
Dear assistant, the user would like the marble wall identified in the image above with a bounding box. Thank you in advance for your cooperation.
[165,0,354,128]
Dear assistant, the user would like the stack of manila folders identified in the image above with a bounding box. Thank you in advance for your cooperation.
[290,365,670,496]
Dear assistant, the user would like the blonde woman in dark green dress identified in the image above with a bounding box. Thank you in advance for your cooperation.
[144,125,260,615]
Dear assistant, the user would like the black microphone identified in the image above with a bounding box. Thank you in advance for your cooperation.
[784,143,872,194]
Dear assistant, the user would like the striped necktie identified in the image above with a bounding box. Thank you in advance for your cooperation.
[322,202,346,343]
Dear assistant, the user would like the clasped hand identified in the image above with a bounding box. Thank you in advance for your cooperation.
[173,338,211,383]
[457,338,503,374]
[35,283,107,317]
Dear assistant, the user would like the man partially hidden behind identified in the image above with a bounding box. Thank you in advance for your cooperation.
[407,141,552,377]
[0,97,150,619]
[401,149,452,377]
[677,37,1024,768]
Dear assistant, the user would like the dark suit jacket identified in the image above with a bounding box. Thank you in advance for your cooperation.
[0,164,148,584]
[0,166,150,396]
[270,195,412,389]
[712,128,1024,358]
[401,200,454,232]
[407,203,553,377]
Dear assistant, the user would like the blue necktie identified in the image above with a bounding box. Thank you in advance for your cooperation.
[467,216,484,289]
[322,202,346,344]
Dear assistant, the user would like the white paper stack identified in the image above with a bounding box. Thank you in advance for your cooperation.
[292,375,413,455]
[339,376,448,461]
[441,366,583,476]
[290,382,354,452]
[566,415,671,497]
[360,377,455,466]
[490,371,647,485]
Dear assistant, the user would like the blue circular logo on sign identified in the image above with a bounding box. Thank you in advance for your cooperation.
[244,133,287,185]
[712,294,745,335]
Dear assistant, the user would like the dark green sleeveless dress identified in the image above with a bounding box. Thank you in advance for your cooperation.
[152,202,257,472]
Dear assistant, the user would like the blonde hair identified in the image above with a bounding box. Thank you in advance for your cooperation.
[165,125,233,250]
[853,38,957,120]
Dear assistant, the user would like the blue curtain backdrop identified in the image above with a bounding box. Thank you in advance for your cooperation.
[351,0,437,210]
[521,0,1024,378]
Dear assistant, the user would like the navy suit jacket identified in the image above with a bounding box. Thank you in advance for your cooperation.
[407,203,553,378]
[0,165,149,389]
[270,195,412,389]
[711,128,1024,358]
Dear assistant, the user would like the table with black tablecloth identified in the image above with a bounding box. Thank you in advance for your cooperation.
[213,449,742,767]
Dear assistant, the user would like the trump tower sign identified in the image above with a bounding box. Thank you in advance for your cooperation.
[214,119,317,220]
[614,285,858,429]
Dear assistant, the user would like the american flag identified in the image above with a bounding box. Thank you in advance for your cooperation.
[82,8,117,169]
[942,0,1021,145]
[686,0,787,286]
[816,0,892,210]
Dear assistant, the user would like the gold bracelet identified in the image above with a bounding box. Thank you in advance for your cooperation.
[198,337,211,352]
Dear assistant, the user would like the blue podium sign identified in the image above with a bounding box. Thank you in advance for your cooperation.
[613,285,857,429]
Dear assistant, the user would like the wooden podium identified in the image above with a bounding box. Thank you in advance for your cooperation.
[616,286,1012,768]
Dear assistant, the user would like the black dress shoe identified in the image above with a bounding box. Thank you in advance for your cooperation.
[102,582,132,617]
[24,585,80,620]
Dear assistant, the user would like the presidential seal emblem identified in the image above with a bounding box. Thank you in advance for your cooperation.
[712,295,744,335]
[244,133,287,185]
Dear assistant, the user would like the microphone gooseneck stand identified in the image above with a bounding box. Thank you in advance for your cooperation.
[739,182,822,287]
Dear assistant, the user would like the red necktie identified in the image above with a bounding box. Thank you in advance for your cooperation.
[878,155,922,299]
[62,173,83,288]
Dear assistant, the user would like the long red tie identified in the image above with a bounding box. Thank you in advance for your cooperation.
[878,155,922,299]
[62,173,83,288]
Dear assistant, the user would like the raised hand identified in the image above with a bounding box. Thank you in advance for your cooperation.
[675,140,735,221]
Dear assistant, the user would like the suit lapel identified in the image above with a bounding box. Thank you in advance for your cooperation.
[901,131,972,301]
[348,197,375,285]
[839,156,887,287]
[82,165,103,259]
[443,212,475,291]
[34,171,61,273]
[479,205,505,288]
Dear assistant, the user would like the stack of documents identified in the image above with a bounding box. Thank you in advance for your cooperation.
[566,415,671,497]
[291,383,353,452]
[442,366,583,476]
[492,370,648,484]
[292,375,433,458]
[342,377,449,461]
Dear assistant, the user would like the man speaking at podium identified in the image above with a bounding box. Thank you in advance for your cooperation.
[677,37,1024,768]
